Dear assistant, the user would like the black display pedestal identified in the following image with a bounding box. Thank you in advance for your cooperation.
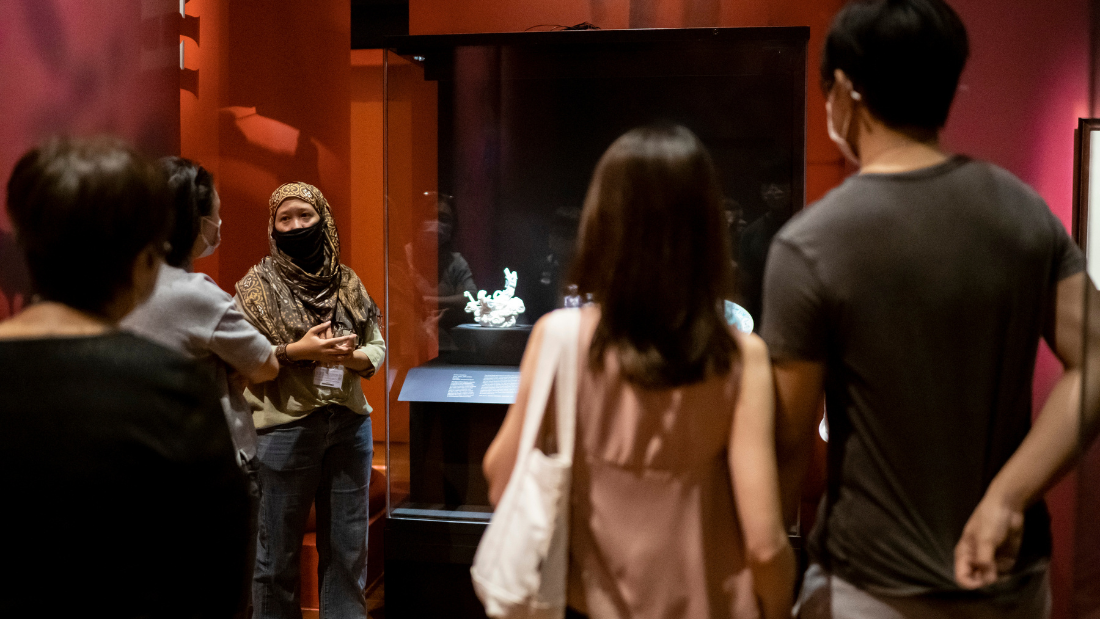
[445,324,532,366]
[385,517,489,619]
[408,401,505,507]
[386,363,520,619]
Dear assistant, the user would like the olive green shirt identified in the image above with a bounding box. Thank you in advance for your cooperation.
[246,321,386,429]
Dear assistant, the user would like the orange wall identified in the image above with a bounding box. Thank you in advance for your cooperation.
[378,52,441,443]
[351,50,389,438]
[182,0,353,288]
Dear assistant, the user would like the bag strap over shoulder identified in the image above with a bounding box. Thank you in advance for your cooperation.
[512,309,583,471]
[550,309,581,462]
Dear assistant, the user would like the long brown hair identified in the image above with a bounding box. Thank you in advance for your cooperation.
[570,125,737,388]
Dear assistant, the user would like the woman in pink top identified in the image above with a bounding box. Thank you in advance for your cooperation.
[484,125,795,619]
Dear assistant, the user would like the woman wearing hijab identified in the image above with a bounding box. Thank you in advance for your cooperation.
[236,182,385,619]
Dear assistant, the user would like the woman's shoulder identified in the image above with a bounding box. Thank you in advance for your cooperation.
[31,332,214,402]
[100,333,226,423]
[86,334,234,458]
[337,263,365,284]
[531,307,593,333]
[2,333,232,467]
[102,331,206,379]
[733,330,768,361]
[169,268,235,308]
[131,267,234,330]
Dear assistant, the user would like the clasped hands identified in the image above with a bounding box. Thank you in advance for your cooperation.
[286,321,357,365]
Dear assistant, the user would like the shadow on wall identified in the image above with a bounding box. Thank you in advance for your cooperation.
[190,0,351,291]
[215,105,327,277]
[0,0,180,315]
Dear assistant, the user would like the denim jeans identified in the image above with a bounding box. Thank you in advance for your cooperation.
[253,406,373,619]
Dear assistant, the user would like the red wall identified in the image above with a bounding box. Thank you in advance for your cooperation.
[0,0,180,319]
[940,2,1093,617]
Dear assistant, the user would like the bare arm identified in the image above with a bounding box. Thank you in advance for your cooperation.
[773,359,826,525]
[955,272,1100,587]
[730,333,796,619]
[483,319,547,506]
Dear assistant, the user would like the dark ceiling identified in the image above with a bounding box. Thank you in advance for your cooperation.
[352,0,409,48]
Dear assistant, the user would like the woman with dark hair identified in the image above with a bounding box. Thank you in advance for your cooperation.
[0,136,250,616]
[483,125,794,619]
[236,182,385,619]
[124,158,279,461]
[121,157,278,616]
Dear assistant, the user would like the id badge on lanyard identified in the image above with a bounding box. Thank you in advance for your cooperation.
[314,364,345,388]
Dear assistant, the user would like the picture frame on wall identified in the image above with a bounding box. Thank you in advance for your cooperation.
[1073,118,1100,283]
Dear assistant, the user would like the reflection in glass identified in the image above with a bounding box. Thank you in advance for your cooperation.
[406,192,478,351]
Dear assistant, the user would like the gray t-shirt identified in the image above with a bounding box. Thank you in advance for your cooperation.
[762,156,1084,597]
[123,264,273,461]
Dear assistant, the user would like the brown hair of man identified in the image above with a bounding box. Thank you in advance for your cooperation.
[570,124,737,388]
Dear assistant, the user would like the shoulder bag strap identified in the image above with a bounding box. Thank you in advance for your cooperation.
[552,308,582,462]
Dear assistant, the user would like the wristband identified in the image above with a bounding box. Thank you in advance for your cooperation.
[276,343,309,366]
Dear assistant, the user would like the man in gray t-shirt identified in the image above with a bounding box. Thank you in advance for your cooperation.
[763,1,1095,616]
[765,156,1082,605]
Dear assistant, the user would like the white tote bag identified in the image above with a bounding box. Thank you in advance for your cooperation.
[471,308,582,619]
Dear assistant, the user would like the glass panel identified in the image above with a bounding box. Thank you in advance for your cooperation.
[1075,119,1100,617]
[384,49,440,518]
[384,30,808,523]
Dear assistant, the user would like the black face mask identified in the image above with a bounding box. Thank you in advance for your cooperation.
[273,221,326,273]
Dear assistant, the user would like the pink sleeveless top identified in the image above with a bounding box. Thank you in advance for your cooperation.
[567,308,758,619]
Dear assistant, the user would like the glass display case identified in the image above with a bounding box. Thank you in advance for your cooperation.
[382,27,808,617]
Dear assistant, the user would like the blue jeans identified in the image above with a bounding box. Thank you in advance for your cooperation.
[253,406,373,619]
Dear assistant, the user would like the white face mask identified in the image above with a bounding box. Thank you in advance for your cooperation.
[196,216,221,259]
[826,89,861,166]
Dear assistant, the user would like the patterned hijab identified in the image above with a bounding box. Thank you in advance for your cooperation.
[235,182,380,346]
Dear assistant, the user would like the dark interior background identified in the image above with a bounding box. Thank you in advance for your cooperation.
[394,29,807,328]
